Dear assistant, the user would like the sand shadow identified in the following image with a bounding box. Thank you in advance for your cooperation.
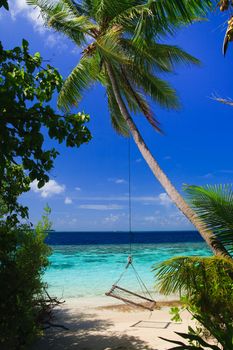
[31,306,154,350]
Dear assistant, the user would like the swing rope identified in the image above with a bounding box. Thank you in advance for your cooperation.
[105,137,156,311]
[128,136,133,256]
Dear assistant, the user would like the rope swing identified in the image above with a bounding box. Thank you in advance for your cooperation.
[105,138,156,311]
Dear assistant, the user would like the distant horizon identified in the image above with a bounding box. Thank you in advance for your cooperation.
[45,230,204,245]
[49,229,198,233]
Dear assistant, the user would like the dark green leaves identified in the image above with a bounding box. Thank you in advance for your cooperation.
[0,164,31,224]
[0,211,52,348]
[0,0,9,10]
[160,329,222,349]
[154,255,233,349]
[58,54,101,110]
[185,185,233,255]
[0,40,91,187]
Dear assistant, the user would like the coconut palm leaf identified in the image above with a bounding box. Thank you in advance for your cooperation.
[106,86,130,136]
[58,54,101,110]
[118,68,161,131]
[27,0,95,45]
[154,255,233,296]
[95,27,132,65]
[48,13,94,44]
[184,185,233,255]
[122,39,200,73]
[112,0,214,40]
[128,69,180,110]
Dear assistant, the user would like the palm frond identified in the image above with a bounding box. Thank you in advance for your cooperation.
[91,0,140,23]
[214,96,233,107]
[127,69,180,110]
[27,0,64,18]
[62,0,83,16]
[58,54,100,111]
[185,185,233,254]
[119,67,161,131]
[154,255,233,296]
[112,0,214,40]
[96,26,131,65]
[106,86,129,136]
[148,43,200,69]
[122,38,200,73]
[48,12,93,44]
[27,0,93,45]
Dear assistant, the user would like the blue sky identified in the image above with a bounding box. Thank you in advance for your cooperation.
[1,1,233,231]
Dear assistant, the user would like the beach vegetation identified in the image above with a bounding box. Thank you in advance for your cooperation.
[0,38,91,189]
[25,0,230,256]
[0,207,52,350]
[0,163,30,224]
[0,13,92,345]
[154,184,233,349]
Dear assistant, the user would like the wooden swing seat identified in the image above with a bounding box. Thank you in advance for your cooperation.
[105,285,156,311]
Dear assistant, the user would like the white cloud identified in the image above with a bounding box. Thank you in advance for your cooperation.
[45,33,68,50]
[71,46,82,55]
[77,195,155,202]
[144,216,158,223]
[201,173,214,179]
[31,180,65,198]
[75,187,81,191]
[158,193,172,207]
[108,178,127,184]
[76,194,172,205]
[9,0,68,49]
[10,0,45,32]
[144,210,188,227]
[64,197,73,205]
[115,178,126,184]
[78,204,123,210]
[103,214,120,223]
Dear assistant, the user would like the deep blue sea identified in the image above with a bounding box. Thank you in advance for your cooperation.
[44,231,211,299]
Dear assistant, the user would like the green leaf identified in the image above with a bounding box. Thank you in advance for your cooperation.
[0,0,9,10]
[184,184,233,255]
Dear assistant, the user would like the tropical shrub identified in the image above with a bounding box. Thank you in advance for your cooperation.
[155,256,233,349]
[154,185,233,350]
[0,39,91,188]
[0,209,52,350]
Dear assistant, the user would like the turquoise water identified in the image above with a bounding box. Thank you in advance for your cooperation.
[44,242,211,299]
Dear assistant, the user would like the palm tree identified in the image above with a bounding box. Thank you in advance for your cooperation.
[27,0,228,256]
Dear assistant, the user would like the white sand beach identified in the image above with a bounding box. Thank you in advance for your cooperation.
[32,297,194,350]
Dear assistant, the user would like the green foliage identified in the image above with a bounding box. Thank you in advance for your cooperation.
[155,256,233,349]
[0,209,52,349]
[0,0,9,10]
[184,184,233,255]
[0,39,91,187]
[160,327,223,349]
[0,163,31,223]
[169,306,183,323]
[27,0,211,136]
[154,184,233,349]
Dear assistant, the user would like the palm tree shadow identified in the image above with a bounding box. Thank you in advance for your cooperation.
[31,307,154,350]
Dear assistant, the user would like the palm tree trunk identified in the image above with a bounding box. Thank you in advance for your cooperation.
[105,62,230,257]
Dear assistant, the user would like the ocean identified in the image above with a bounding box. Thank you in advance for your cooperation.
[44,231,211,299]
